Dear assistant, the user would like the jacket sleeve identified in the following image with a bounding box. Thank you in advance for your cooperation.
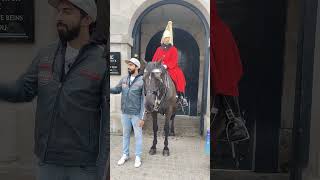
[0,52,40,103]
[110,78,123,94]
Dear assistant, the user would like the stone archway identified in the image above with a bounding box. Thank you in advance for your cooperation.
[130,0,210,134]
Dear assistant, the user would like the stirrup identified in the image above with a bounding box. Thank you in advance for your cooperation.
[181,98,188,107]
[177,95,188,107]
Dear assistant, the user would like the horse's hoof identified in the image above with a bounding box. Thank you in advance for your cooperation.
[149,148,157,155]
[169,132,175,136]
[163,149,170,156]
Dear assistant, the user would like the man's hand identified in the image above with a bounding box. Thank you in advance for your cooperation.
[138,120,144,127]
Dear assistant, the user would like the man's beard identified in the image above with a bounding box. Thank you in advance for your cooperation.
[128,69,136,75]
[57,22,81,42]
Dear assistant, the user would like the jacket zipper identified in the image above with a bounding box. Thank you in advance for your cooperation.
[42,43,92,161]
[124,74,142,113]
[42,82,63,161]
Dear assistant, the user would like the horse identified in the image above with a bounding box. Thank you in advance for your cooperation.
[142,60,177,156]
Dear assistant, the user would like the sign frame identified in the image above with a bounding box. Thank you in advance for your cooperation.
[110,52,121,75]
[0,0,35,42]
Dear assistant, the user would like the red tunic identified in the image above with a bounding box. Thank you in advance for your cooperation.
[211,0,243,97]
[152,46,186,93]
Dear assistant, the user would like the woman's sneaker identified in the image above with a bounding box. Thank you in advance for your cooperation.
[117,154,129,165]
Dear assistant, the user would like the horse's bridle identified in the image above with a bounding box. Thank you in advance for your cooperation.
[144,69,169,112]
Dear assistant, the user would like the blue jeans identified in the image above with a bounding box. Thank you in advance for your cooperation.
[121,114,143,158]
[36,161,98,180]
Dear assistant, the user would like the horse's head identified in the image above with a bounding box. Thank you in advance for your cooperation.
[143,60,167,112]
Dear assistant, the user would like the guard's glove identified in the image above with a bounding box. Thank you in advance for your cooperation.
[162,64,167,69]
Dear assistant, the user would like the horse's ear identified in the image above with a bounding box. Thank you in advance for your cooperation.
[141,58,147,66]
[156,58,163,67]
[159,58,164,65]
[140,59,148,73]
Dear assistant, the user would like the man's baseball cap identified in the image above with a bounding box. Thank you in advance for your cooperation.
[48,0,97,22]
[125,58,141,69]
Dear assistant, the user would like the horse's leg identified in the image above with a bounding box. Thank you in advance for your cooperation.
[149,112,158,155]
[169,112,176,136]
[163,112,171,156]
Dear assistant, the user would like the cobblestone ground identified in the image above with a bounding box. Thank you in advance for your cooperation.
[110,115,210,180]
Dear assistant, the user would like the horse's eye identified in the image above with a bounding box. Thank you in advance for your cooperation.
[154,72,162,78]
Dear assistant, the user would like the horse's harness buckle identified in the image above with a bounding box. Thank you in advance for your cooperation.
[146,89,161,111]
[153,91,161,111]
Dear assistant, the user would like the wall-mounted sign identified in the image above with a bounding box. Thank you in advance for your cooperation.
[0,0,34,42]
[110,52,121,75]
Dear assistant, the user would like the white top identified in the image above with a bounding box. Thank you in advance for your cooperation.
[65,43,80,74]
[129,76,136,85]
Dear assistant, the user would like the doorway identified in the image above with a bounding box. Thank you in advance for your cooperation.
[213,0,287,172]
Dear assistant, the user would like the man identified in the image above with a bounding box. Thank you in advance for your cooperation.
[110,58,144,168]
[152,21,188,106]
[0,0,107,179]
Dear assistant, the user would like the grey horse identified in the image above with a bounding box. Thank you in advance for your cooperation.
[142,60,177,156]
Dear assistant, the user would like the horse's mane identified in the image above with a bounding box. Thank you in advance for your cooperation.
[145,61,166,73]
[144,62,172,88]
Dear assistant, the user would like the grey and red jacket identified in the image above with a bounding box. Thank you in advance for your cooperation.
[0,40,107,167]
[110,74,144,119]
